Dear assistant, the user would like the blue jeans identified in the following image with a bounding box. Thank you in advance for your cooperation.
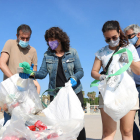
[3,111,11,126]
[133,86,140,140]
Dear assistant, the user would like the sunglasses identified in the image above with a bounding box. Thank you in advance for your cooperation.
[105,36,118,43]
[127,33,136,39]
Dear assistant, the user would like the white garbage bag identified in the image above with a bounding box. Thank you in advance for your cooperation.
[42,81,84,124]
[0,74,43,115]
[99,49,138,121]
[1,81,84,140]
[91,48,138,121]
[0,118,10,138]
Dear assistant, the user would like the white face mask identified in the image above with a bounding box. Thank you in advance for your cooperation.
[108,37,120,47]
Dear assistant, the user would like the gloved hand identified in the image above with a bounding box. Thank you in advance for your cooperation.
[19,73,30,79]
[119,53,129,63]
[30,64,34,71]
[70,78,77,87]
[99,74,106,81]
[19,64,34,79]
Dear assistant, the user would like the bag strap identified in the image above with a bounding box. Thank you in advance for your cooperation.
[41,87,62,108]
[104,45,121,72]
[90,48,133,87]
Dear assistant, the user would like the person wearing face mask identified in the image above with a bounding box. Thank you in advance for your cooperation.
[91,20,140,140]
[0,24,41,125]
[124,24,140,140]
[20,27,86,140]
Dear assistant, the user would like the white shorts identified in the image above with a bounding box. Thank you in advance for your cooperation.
[99,94,139,110]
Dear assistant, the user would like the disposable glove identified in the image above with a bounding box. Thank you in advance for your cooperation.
[19,64,34,79]
[99,74,106,81]
[19,73,30,79]
[119,53,128,63]
[70,78,77,87]
[30,64,34,71]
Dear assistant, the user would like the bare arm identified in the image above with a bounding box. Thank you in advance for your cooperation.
[91,57,102,80]
[33,65,37,71]
[130,61,140,75]
[0,52,13,78]
[32,65,41,94]
[33,80,41,94]
[0,53,13,112]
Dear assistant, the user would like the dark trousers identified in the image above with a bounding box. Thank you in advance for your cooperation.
[133,121,140,140]
[50,91,86,140]
[3,111,11,126]
[133,86,140,140]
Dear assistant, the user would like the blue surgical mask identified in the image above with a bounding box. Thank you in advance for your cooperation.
[19,40,29,48]
[129,35,138,45]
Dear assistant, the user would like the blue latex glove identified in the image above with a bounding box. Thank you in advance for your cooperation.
[19,73,30,79]
[19,64,34,79]
[70,78,77,87]
[30,64,34,71]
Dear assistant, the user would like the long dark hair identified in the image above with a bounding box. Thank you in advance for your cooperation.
[102,20,128,47]
[44,27,70,52]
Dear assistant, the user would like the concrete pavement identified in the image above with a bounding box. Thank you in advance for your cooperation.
[0,112,139,140]
[84,112,140,140]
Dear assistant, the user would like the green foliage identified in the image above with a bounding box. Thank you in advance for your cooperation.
[42,94,50,101]
[83,97,99,107]
[82,91,85,97]
[94,97,99,105]
[83,98,89,107]
[82,91,99,107]
[87,91,96,100]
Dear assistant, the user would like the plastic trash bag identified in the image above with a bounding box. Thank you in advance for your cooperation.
[42,81,84,125]
[1,81,84,140]
[0,118,10,139]
[0,118,4,138]
[0,118,4,128]
[0,74,43,115]
[98,48,138,121]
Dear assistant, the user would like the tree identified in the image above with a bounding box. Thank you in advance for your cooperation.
[83,98,89,107]
[94,97,99,105]
[82,91,85,97]
[42,94,50,103]
[87,91,96,105]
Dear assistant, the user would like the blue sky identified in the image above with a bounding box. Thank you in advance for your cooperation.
[0,0,140,98]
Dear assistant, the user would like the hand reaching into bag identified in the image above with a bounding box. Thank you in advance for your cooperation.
[99,74,106,81]
[119,53,129,63]
[18,63,34,79]
[19,73,30,79]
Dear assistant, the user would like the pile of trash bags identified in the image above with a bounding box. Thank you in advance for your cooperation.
[0,74,84,140]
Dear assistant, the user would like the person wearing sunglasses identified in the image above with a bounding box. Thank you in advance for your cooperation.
[124,24,140,140]
[91,20,140,140]
[0,24,40,125]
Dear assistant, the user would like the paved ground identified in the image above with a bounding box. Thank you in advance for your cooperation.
[84,112,140,140]
[0,111,139,140]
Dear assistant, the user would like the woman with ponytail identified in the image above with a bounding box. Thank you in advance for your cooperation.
[91,20,140,140]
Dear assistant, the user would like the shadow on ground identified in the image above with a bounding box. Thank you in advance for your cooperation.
[86,138,101,140]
